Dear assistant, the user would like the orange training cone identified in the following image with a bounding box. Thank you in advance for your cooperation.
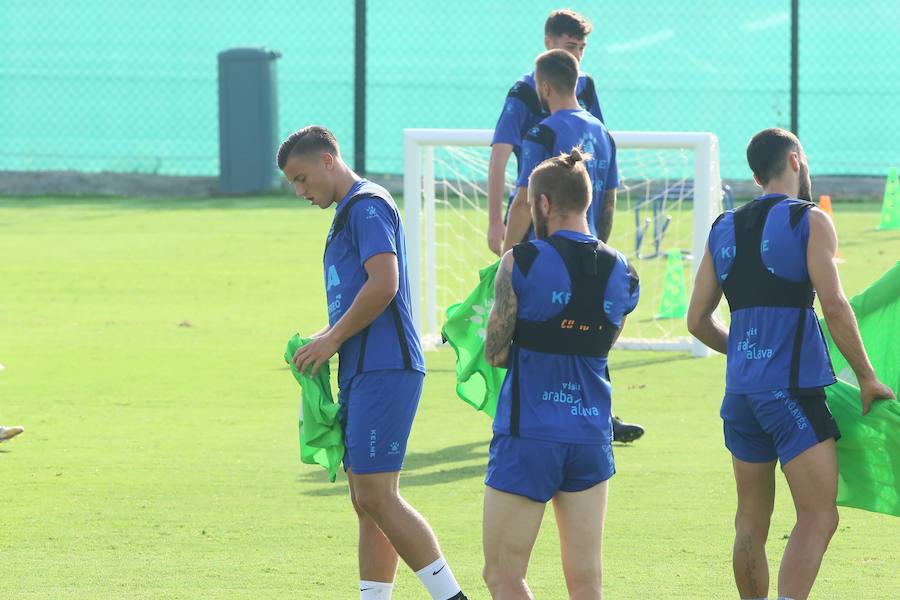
[818,195,842,261]
[819,194,833,218]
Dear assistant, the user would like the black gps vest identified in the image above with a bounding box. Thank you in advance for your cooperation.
[504,236,620,437]
[512,236,620,357]
[716,195,835,392]
[720,194,816,312]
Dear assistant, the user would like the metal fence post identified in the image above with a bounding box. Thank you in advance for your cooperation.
[354,0,367,175]
[791,0,799,135]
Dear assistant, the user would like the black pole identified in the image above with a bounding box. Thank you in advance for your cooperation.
[790,0,799,134]
[354,0,367,175]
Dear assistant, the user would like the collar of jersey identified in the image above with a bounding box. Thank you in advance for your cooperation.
[549,229,596,242]
[753,192,792,202]
[336,179,368,208]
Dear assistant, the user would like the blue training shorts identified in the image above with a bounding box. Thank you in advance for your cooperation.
[338,369,423,475]
[721,387,840,466]
[485,434,615,503]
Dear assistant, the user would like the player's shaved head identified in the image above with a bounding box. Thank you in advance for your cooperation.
[545,9,592,39]
[746,128,803,186]
[535,49,579,96]
[529,146,593,237]
[276,125,340,170]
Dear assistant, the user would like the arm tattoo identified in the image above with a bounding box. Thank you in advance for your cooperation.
[484,262,518,365]
[596,191,616,243]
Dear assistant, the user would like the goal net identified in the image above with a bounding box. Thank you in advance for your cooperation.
[403,129,723,357]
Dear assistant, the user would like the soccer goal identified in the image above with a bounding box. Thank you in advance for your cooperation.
[403,128,723,357]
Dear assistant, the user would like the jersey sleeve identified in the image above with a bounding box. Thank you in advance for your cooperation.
[708,212,736,282]
[604,134,619,191]
[492,81,540,147]
[348,198,399,266]
[516,124,555,188]
[603,253,640,326]
[510,240,540,298]
[760,201,812,282]
[579,75,606,124]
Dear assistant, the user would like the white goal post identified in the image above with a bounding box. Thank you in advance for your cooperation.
[403,128,722,357]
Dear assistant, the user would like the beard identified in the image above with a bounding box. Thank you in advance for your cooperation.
[798,162,812,201]
[533,209,549,239]
[538,93,550,115]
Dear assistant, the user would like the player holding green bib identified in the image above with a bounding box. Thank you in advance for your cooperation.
[278,127,468,600]
[688,128,895,600]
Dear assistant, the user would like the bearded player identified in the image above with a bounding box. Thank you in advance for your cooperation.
[688,128,895,600]
[483,147,639,598]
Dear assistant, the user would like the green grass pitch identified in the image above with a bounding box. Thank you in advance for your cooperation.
[1,196,898,598]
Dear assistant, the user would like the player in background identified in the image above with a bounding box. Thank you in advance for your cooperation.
[501,48,617,253]
[687,128,895,600]
[500,48,644,444]
[482,148,639,599]
[488,10,641,444]
[488,9,605,257]
[278,127,468,600]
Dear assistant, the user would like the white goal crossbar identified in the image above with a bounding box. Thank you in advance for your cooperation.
[403,128,721,357]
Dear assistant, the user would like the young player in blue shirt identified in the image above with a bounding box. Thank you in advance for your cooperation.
[487,9,605,257]
[501,49,618,253]
[278,127,468,600]
[688,128,895,600]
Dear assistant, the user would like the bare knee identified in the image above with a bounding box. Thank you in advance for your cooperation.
[353,484,399,520]
[483,563,527,597]
[565,569,602,599]
[561,556,602,599]
[482,563,498,591]
[349,488,367,517]
[797,505,839,540]
[735,507,773,540]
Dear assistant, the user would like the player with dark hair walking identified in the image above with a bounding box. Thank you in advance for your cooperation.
[688,128,895,600]
[488,9,606,256]
[498,48,645,444]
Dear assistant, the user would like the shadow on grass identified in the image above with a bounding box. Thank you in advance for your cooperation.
[0,195,301,211]
[299,440,489,496]
[611,353,696,370]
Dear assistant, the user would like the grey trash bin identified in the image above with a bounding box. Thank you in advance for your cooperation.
[218,47,281,194]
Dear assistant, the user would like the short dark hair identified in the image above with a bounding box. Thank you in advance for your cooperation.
[276,126,340,170]
[746,128,801,185]
[529,146,593,214]
[535,49,579,95]
[545,9,592,39]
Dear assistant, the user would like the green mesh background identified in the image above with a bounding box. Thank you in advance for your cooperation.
[1,0,898,179]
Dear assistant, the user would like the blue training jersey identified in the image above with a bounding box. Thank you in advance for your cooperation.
[492,71,605,184]
[323,179,425,387]
[708,194,835,393]
[516,109,619,238]
[493,230,640,444]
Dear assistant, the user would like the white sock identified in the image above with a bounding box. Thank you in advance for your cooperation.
[414,556,461,600]
[777,597,795,600]
[360,580,393,599]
